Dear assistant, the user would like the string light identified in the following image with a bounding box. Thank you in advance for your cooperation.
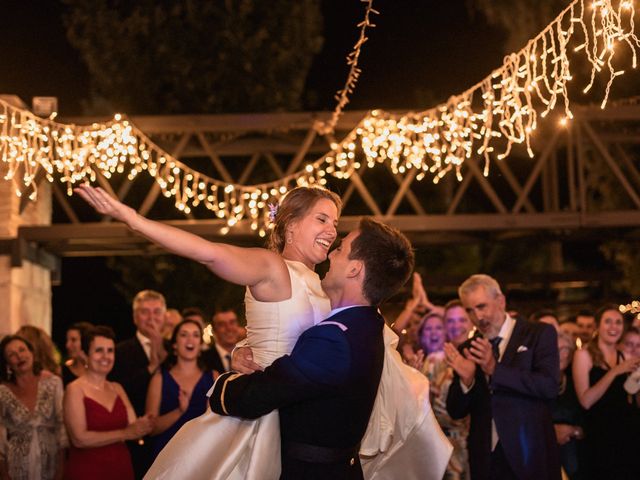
[620,300,640,321]
[0,98,322,233]
[1,0,639,232]
[314,0,378,135]
[326,0,640,183]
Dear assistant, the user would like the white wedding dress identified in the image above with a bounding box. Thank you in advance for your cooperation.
[145,260,451,480]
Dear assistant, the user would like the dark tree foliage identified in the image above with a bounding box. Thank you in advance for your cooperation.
[467,0,567,54]
[63,0,323,114]
[61,0,323,313]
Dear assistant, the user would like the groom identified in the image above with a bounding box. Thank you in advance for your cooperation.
[209,218,414,479]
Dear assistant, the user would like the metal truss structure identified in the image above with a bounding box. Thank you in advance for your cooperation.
[3,101,640,293]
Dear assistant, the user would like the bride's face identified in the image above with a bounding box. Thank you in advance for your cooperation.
[284,198,338,269]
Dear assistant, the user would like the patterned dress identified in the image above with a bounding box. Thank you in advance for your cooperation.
[422,351,470,480]
[0,375,67,480]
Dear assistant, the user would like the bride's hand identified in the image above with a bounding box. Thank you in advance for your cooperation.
[231,347,263,374]
[74,184,137,225]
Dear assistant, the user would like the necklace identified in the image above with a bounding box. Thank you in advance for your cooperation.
[83,377,108,391]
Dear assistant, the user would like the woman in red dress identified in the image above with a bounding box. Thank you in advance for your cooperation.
[64,326,153,480]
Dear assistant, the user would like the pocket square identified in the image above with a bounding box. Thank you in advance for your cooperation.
[517,345,528,353]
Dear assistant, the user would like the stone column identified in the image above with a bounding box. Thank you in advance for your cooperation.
[0,96,53,335]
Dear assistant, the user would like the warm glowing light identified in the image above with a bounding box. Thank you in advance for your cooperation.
[1,0,639,236]
[315,0,377,135]
[619,300,640,315]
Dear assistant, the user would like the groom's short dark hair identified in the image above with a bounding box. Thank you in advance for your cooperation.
[349,218,414,306]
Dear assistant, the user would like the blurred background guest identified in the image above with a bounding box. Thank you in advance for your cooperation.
[146,319,214,461]
[422,307,470,480]
[530,309,560,331]
[62,322,93,386]
[575,310,596,347]
[180,307,206,326]
[622,327,640,396]
[559,317,581,349]
[418,312,446,361]
[553,331,584,479]
[391,273,440,364]
[572,304,640,480]
[64,326,153,480]
[443,300,473,348]
[16,325,61,376]
[620,326,640,360]
[162,309,183,341]
[202,307,242,374]
[0,334,67,480]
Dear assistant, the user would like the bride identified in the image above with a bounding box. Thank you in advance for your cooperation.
[76,184,451,480]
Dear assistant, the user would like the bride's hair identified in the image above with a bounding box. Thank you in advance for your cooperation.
[268,186,342,253]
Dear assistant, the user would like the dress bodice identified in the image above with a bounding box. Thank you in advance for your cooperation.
[83,395,129,431]
[66,394,134,480]
[244,259,330,367]
[151,369,214,459]
[0,375,67,480]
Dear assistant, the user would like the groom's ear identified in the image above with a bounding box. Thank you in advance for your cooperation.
[347,259,363,279]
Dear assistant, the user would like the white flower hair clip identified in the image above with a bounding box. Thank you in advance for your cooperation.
[268,203,279,222]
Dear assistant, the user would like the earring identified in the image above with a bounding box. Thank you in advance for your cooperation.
[6,366,13,379]
[286,233,293,245]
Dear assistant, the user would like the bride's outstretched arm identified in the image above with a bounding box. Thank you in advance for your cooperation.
[75,185,287,293]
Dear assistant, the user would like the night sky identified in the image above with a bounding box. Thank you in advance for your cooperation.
[2,1,516,346]
[1,0,506,114]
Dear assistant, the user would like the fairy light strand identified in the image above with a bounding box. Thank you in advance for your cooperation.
[327,0,640,184]
[1,0,639,234]
[314,0,378,135]
[620,300,640,320]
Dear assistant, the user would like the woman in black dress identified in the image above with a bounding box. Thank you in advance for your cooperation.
[573,304,640,480]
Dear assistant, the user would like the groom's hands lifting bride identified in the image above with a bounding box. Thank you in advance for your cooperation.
[231,346,263,374]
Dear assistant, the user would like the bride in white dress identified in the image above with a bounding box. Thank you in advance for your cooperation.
[76,184,451,480]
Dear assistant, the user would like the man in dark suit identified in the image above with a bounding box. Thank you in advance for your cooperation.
[209,218,414,479]
[445,274,561,480]
[110,289,167,478]
[201,307,242,374]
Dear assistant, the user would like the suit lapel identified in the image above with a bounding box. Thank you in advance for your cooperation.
[500,318,525,366]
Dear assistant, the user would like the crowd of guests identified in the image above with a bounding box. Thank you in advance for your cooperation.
[1,279,640,479]
[0,290,245,479]
[393,273,640,480]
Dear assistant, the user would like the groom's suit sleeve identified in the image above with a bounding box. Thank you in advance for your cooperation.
[209,324,351,419]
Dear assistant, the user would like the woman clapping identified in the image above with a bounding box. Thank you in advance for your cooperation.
[64,326,153,480]
[145,319,214,461]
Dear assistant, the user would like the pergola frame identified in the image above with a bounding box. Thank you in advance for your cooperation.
[3,103,640,270]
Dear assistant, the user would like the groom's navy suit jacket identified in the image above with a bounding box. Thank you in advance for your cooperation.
[209,306,385,480]
[446,318,561,480]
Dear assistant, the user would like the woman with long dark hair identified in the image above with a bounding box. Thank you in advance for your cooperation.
[146,319,214,460]
[573,304,640,479]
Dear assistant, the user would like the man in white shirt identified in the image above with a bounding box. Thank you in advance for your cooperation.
[110,289,167,477]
